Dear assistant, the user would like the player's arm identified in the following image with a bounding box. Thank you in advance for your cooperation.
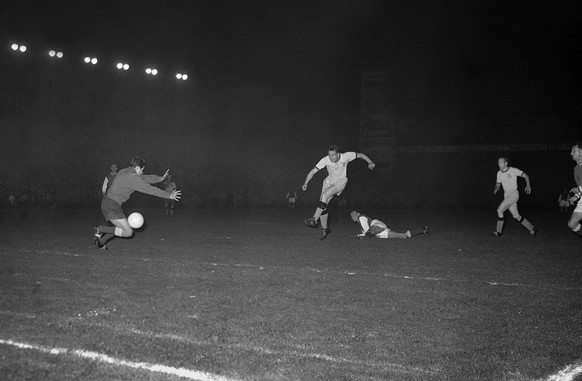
[102,177,109,195]
[133,177,181,200]
[521,172,532,194]
[356,152,375,170]
[493,182,501,195]
[302,167,319,191]
[142,169,170,184]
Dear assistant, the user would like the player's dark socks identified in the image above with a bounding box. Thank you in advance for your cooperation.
[409,227,429,237]
[97,225,116,235]
[519,217,535,233]
[100,233,114,246]
[496,218,505,234]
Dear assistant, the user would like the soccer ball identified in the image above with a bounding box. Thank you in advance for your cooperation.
[128,212,144,229]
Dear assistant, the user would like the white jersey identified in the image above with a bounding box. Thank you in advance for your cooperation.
[496,167,523,195]
[315,152,357,180]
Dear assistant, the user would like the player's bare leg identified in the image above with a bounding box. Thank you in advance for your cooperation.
[305,187,337,227]
[509,205,537,236]
[494,199,512,236]
[567,212,582,237]
[94,218,134,249]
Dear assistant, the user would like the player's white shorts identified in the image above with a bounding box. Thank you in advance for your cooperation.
[498,191,519,212]
[575,200,582,213]
[321,177,348,197]
[371,220,391,239]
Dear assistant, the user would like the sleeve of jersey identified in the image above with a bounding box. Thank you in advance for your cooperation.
[345,152,357,162]
[513,168,524,177]
[315,157,327,170]
[141,175,164,184]
[496,172,501,183]
[133,177,170,198]
[358,216,370,233]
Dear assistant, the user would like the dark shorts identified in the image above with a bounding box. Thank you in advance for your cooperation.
[101,197,125,221]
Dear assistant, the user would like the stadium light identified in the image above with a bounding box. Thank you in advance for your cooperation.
[176,73,188,80]
[145,67,158,76]
[49,50,63,59]
[116,62,123,69]
[123,63,129,70]
[91,58,97,65]
[84,56,98,64]
[152,69,158,75]
[84,57,91,63]
[11,43,27,53]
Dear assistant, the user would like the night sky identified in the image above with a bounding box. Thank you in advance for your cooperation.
[1,0,581,206]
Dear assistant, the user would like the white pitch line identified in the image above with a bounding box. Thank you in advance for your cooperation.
[544,360,582,381]
[0,338,237,381]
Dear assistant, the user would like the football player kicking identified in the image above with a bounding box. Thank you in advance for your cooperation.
[567,142,582,237]
[94,156,181,249]
[350,211,430,239]
[493,156,537,237]
[302,145,375,240]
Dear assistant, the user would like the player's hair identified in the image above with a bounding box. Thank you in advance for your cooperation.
[130,156,146,168]
[498,156,509,163]
[328,145,340,153]
[573,142,582,149]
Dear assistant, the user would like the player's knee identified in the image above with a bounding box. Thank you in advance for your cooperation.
[568,220,578,230]
[513,214,522,221]
[496,209,504,218]
[124,227,134,237]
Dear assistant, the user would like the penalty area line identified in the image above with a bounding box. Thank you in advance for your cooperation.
[544,360,582,381]
[0,338,237,381]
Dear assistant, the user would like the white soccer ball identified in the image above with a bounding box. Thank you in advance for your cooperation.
[128,212,144,229]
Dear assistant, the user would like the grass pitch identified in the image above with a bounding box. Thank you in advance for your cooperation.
[0,208,581,380]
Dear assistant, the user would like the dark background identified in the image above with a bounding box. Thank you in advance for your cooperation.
[1,0,581,209]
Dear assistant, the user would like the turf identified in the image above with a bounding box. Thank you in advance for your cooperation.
[0,208,581,380]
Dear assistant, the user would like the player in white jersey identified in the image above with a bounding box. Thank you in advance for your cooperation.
[302,145,375,240]
[350,211,430,239]
[493,157,537,237]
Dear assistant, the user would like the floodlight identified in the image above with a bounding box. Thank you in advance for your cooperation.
[123,64,129,70]
[56,52,63,58]
[145,68,152,74]
[182,74,188,80]
[49,50,56,57]
[117,63,123,69]
[176,73,182,79]
[19,45,27,52]
[11,43,18,51]
[84,57,91,63]
[91,58,98,64]
[152,69,158,75]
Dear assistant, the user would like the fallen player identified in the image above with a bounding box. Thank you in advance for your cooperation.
[350,210,431,239]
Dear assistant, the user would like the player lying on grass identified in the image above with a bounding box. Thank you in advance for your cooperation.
[94,156,181,249]
[302,145,375,240]
[350,211,431,239]
[567,142,582,238]
[493,157,537,237]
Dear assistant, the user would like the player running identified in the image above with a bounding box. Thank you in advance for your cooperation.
[350,210,430,239]
[493,157,537,237]
[302,145,375,240]
[567,142,582,237]
[101,163,118,195]
[94,156,181,249]
[163,175,177,216]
